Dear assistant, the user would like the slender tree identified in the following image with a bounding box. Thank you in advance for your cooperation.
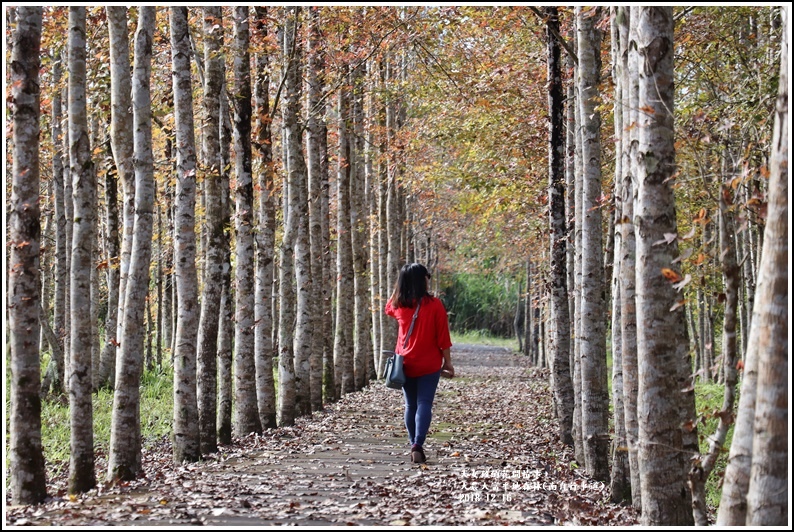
[169,6,200,463]
[66,6,96,494]
[106,6,136,378]
[44,49,67,396]
[196,5,224,453]
[9,5,47,505]
[544,5,574,448]
[217,66,234,445]
[621,6,641,508]
[576,6,609,482]
[719,8,788,524]
[633,7,694,525]
[570,14,585,465]
[609,5,630,505]
[289,7,313,417]
[277,6,304,425]
[253,6,278,429]
[334,64,356,397]
[306,6,326,412]
[231,6,262,437]
[108,6,156,482]
[351,61,373,391]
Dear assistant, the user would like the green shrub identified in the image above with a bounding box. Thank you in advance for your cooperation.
[440,271,521,337]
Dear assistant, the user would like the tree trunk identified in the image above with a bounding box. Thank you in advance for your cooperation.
[62,81,73,395]
[383,56,401,359]
[288,10,312,417]
[570,14,585,465]
[46,50,67,397]
[252,6,278,429]
[216,60,234,446]
[169,6,200,464]
[9,5,47,505]
[365,60,381,381]
[351,61,373,391]
[307,6,327,412]
[576,6,609,482]
[196,6,224,453]
[619,5,641,508]
[376,61,391,379]
[67,6,97,494]
[334,65,356,398]
[689,172,742,525]
[98,152,120,389]
[277,7,302,426]
[320,100,335,403]
[545,6,574,448]
[107,6,156,483]
[719,11,788,523]
[609,7,630,504]
[106,7,136,383]
[633,7,694,525]
[231,6,262,437]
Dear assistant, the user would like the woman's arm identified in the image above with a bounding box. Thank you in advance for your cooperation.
[441,348,454,378]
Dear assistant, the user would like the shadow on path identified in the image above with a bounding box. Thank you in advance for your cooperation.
[6,344,638,526]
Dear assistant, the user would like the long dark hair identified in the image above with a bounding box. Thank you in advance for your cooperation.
[391,263,431,308]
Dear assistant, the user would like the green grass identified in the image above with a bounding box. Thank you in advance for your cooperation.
[695,380,735,509]
[451,330,520,351]
[6,366,174,476]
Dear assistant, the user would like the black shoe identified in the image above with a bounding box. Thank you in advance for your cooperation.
[411,446,426,464]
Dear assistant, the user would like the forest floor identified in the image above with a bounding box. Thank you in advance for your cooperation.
[5,344,639,527]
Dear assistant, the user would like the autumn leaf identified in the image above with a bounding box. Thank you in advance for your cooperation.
[661,268,683,283]
[736,359,744,371]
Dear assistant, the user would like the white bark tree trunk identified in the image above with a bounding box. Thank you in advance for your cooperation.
[197,6,224,452]
[277,7,301,425]
[633,7,694,525]
[576,7,610,482]
[622,7,641,508]
[351,62,373,391]
[9,5,47,505]
[232,6,262,437]
[306,6,326,412]
[170,6,200,464]
[545,6,574,449]
[108,6,156,483]
[719,9,789,524]
[67,6,96,494]
[106,7,136,376]
[253,6,278,429]
[289,10,312,417]
[334,66,356,397]
[217,73,234,445]
[609,7,630,503]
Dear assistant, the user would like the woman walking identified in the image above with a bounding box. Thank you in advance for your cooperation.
[385,263,454,464]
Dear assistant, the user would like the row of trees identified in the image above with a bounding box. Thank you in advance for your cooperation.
[8,5,428,503]
[7,5,788,526]
[537,6,787,525]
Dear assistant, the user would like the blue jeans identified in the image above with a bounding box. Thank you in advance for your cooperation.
[402,370,441,448]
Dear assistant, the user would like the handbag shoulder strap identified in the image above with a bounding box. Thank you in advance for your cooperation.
[401,299,422,352]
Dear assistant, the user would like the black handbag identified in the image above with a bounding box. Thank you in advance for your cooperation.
[383,300,421,390]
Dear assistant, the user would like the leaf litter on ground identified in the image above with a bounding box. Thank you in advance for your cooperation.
[5,343,639,526]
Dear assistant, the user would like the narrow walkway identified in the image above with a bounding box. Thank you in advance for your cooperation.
[6,345,638,526]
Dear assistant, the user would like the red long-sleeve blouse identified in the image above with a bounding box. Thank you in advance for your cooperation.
[385,295,453,378]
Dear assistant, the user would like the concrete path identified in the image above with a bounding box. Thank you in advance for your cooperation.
[6,344,638,527]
